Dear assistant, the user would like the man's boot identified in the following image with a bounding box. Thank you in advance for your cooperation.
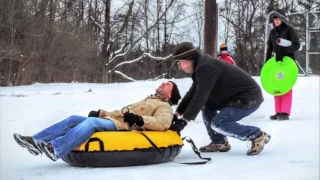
[37,141,57,161]
[13,133,41,156]
[199,141,231,152]
[247,131,271,155]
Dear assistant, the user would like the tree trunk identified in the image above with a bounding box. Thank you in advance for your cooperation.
[102,0,110,83]
[163,0,168,75]
[204,0,218,57]
[224,0,230,44]
[156,0,162,75]
[144,0,149,52]
[8,0,15,86]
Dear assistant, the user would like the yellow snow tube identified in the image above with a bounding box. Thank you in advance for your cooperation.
[62,130,183,167]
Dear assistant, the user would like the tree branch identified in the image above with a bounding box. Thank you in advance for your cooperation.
[110,0,135,52]
[111,53,172,71]
[106,0,175,67]
[114,70,136,81]
[219,13,250,41]
[89,16,104,30]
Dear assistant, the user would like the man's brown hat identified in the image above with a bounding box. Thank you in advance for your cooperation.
[171,42,197,68]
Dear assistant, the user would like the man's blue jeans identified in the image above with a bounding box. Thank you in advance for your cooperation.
[32,115,116,159]
[201,105,261,143]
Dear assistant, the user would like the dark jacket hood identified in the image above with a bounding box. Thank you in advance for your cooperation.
[269,10,289,25]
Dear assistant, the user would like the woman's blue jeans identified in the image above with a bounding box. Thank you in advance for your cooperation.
[32,115,116,159]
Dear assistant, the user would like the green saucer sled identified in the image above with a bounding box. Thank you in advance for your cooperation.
[260,56,298,96]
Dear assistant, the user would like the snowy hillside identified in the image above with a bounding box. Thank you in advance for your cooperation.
[0,76,319,180]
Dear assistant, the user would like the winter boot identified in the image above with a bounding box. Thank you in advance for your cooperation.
[13,133,41,156]
[37,141,57,161]
[278,113,289,120]
[199,141,231,152]
[247,131,271,156]
[270,113,281,120]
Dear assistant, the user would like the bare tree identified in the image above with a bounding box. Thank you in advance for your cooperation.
[104,0,176,79]
[220,0,236,45]
[8,0,313,85]
[192,0,205,50]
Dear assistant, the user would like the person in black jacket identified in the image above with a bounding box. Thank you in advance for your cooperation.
[169,42,271,156]
[265,10,300,120]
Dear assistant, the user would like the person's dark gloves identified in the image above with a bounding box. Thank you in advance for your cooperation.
[123,112,144,127]
[88,110,100,117]
[172,114,178,122]
[169,115,188,135]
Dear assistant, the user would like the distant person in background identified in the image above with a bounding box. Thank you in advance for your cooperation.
[217,44,236,65]
[265,9,300,120]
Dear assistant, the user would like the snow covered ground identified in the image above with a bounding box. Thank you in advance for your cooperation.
[0,76,319,180]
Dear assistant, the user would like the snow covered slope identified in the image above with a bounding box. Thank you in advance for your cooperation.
[0,77,319,180]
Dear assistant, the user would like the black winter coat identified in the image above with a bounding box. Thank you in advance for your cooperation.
[266,23,300,62]
[176,52,264,121]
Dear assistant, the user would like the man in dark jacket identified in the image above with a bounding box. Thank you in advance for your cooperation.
[266,9,300,120]
[170,42,271,156]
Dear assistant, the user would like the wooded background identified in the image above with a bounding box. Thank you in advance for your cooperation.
[0,0,319,86]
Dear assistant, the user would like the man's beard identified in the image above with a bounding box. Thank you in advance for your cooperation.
[155,90,166,100]
[155,89,161,96]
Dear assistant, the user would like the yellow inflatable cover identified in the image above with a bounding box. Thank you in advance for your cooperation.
[74,130,183,151]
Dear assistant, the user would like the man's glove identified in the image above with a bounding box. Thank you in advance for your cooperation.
[123,112,144,127]
[169,115,188,135]
[172,114,178,122]
[88,110,100,117]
